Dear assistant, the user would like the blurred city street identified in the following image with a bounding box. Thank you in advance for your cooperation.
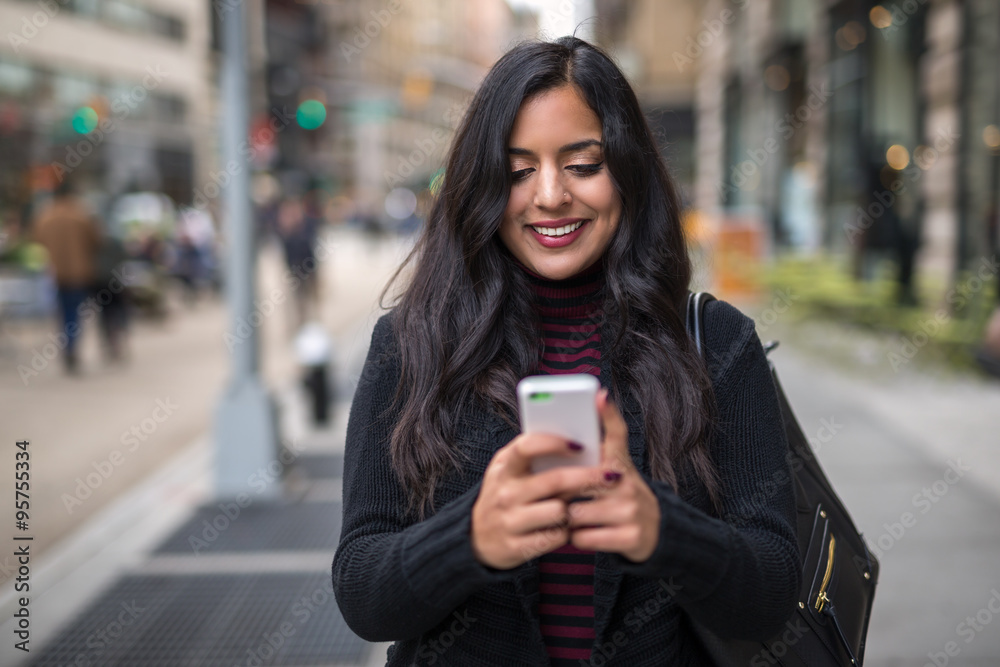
[0,0,998,665]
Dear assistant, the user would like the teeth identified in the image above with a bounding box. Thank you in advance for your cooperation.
[531,220,584,237]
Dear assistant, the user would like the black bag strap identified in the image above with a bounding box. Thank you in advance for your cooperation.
[683,290,763,666]
[685,291,716,358]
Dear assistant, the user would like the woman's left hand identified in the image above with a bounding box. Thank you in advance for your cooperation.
[566,388,661,563]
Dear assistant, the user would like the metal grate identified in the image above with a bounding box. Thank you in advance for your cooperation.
[29,573,369,666]
[154,501,341,555]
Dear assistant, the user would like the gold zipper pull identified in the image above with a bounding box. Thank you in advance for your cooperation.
[815,534,836,612]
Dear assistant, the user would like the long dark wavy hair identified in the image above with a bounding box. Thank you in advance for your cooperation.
[377,36,720,519]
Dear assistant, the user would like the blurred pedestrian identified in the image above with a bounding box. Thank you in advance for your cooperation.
[276,197,319,329]
[31,179,101,373]
[333,37,800,666]
[93,231,130,362]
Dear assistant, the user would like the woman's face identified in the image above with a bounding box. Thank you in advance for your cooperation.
[498,84,622,280]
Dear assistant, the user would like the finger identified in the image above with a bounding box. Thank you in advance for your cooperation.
[501,432,581,477]
[513,525,570,561]
[504,499,568,535]
[597,388,632,472]
[520,465,619,504]
[570,524,639,553]
[565,495,632,529]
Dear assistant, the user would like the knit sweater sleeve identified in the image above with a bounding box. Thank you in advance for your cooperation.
[331,312,511,642]
[609,300,801,641]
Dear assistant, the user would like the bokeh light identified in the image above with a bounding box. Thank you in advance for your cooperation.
[869,6,893,30]
[71,106,99,134]
[886,144,910,170]
[983,124,1000,150]
[764,65,790,92]
[385,187,417,220]
[296,99,326,130]
[429,167,445,196]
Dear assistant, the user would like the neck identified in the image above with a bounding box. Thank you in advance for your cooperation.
[513,255,606,317]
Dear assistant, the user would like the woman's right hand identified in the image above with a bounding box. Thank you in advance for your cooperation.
[470,433,611,570]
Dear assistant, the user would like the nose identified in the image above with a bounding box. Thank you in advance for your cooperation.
[532,162,569,211]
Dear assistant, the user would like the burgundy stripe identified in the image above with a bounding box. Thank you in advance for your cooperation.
[546,646,594,659]
[538,562,595,575]
[527,263,603,663]
[538,362,601,376]
[538,322,601,332]
[539,583,595,596]
[552,544,592,555]
[545,350,601,364]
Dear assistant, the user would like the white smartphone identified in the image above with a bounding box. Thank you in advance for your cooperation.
[516,373,601,474]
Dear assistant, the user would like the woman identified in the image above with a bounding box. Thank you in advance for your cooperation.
[332,36,800,666]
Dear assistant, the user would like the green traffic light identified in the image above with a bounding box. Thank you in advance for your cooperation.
[72,106,99,134]
[296,99,326,130]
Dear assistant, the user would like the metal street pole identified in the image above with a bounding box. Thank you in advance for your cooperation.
[214,0,279,499]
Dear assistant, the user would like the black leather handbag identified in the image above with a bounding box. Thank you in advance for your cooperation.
[685,292,879,666]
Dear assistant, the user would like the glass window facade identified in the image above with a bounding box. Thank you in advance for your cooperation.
[958,0,1000,272]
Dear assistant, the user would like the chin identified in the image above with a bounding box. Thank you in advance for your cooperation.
[528,255,589,279]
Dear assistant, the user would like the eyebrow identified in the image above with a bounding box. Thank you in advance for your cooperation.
[508,139,602,156]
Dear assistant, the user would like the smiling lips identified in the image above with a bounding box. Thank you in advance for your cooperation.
[528,218,587,237]
[527,218,590,247]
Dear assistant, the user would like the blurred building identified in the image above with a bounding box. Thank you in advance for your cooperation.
[257,0,535,225]
[690,0,999,297]
[0,0,229,223]
[593,0,703,199]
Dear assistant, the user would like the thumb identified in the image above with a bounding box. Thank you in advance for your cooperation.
[597,387,632,472]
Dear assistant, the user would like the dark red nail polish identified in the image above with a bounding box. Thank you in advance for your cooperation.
[604,470,621,482]
[568,441,583,451]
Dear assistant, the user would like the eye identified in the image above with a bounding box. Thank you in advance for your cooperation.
[568,161,604,176]
[511,168,534,182]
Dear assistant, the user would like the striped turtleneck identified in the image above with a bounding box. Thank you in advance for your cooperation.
[516,255,605,666]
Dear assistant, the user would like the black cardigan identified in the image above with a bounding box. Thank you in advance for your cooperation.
[332,299,801,666]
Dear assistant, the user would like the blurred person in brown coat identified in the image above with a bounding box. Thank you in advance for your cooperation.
[31,179,101,373]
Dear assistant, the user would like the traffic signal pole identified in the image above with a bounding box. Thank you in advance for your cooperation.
[214,1,279,499]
